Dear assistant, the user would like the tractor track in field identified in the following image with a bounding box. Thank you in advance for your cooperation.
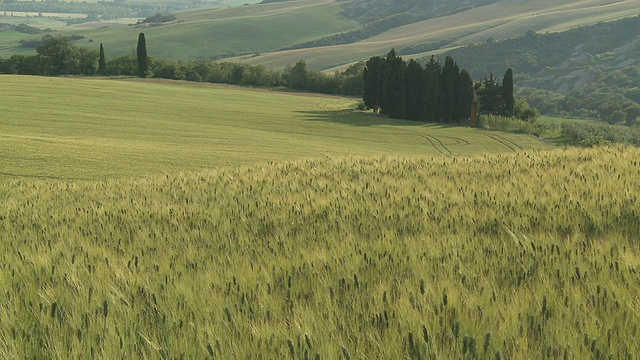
[406,131,454,156]
[436,135,470,146]
[483,132,524,152]
[0,171,94,181]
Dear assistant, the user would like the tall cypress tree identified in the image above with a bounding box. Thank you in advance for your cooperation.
[98,43,106,75]
[363,56,384,112]
[456,69,474,122]
[424,56,442,122]
[502,68,514,116]
[404,59,425,121]
[381,49,405,119]
[136,33,148,78]
[440,56,459,123]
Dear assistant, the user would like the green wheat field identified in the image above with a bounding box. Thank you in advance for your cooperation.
[1,76,639,358]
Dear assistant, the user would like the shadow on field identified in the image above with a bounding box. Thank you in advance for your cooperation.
[297,109,428,127]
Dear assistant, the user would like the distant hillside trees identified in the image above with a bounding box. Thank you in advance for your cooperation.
[0,34,363,96]
[363,50,475,123]
[34,36,98,76]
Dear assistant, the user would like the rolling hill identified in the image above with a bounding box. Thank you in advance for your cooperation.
[0,75,549,181]
[2,0,640,68]
[232,0,640,70]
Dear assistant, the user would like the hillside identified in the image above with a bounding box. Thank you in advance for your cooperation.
[0,76,549,181]
[0,0,359,60]
[2,0,640,67]
[1,146,639,358]
[433,15,640,122]
[341,0,500,22]
[233,0,640,70]
[441,16,640,91]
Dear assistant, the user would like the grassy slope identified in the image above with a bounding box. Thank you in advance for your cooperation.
[0,75,548,181]
[1,146,639,358]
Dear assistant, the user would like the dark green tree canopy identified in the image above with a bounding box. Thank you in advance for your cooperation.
[502,68,514,116]
[362,50,475,124]
[36,36,78,75]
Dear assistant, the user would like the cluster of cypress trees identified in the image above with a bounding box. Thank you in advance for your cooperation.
[363,49,474,123]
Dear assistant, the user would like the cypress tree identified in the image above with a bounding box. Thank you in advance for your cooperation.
[136,33,148,78]
[98,43,106,75]
[381,49,405,119]
[456,69,474,123]
[502,68,514,116]
[404,59,425,121]
[440,56,459,123]
[363,56,384,113]
[424,56,442,122]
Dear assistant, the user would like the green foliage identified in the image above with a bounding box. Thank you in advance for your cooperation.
[381,49,406,119]
[363,51,473,123]
[560,121,640,147]
[286,60,309,89]
[98,43,106,76]
[136,33,148,78]
[513,97,538,122]
[0,22,43,35]
[478,114,542,135]
[363,55,383,111]
[143,13,177,24]
[440,56,459,122]
[36,36,78,75]
[502,68,514,116]
[476,73,504,115]
[1,146,639,358]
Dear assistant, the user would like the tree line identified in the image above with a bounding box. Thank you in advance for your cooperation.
[0,34,363,96]
[363,49,521,123]
[0,34,536,123]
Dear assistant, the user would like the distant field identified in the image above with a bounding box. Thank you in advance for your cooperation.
[0,75,550,181]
